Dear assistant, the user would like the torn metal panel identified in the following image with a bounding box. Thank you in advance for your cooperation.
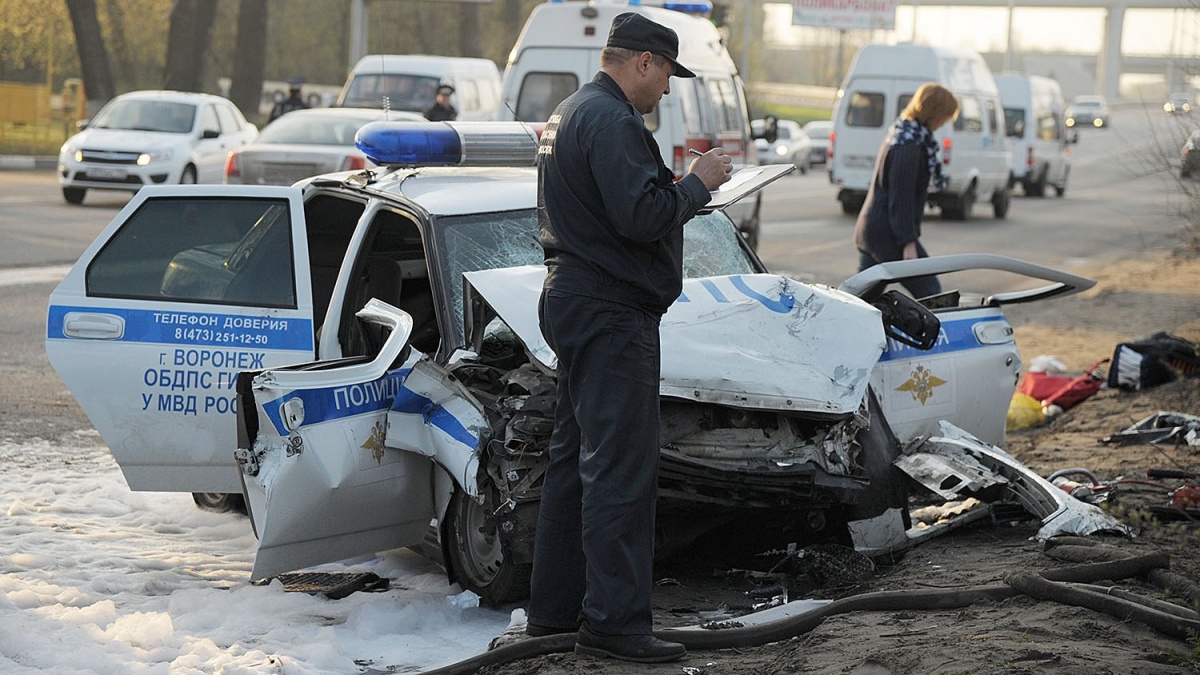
[897,422,1132,540]
[1101,411,1200,447]
[847,507,910,556]
[463,265,886,415]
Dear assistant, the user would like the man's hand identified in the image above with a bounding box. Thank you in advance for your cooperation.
[688,148,733,191]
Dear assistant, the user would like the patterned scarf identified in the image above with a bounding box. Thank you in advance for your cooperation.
[888,117,947,193]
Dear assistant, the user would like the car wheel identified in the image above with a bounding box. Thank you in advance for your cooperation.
[942,186,974,221]
[62,187,86,205]
[840,196,864,215]
[1055,166,1070,197]
[191,492,246,513]
[444,486,531,606]
[1026,167,1047,197]
[992,185,1011,219]
[181,166,197,184]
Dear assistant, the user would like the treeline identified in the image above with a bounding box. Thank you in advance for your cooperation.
[0,0,553,118]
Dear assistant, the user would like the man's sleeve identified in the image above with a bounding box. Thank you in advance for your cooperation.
[589,115,708,242]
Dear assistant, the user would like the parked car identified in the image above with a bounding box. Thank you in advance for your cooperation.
[803,119,833,165]
[1164,92,1193,115]
[57,90,257,204]
[1065,95,1109,128]
[224,108,424,186]
[1181,130,1200,178]
[46,121,1095,605]
[753,118,812,173]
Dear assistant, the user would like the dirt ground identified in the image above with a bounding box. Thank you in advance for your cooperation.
[474,250,1200,675]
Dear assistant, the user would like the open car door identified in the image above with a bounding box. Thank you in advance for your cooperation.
[236,300,488,580]
[46,185,315,495]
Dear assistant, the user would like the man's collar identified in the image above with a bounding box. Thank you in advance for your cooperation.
[593,71,640,120]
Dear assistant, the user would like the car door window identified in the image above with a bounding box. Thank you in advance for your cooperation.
[86,197,296,308]
[199,104,221,136]
[953,96,983,133]
[215,103,241,134]
[845,92,885,127]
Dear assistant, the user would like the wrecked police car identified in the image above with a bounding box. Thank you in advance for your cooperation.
[46,121,1099,605]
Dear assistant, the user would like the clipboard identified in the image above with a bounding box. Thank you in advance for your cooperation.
[701,163,795,211]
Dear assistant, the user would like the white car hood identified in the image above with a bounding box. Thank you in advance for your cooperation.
[71,128,189,151]
[464,265,886,415]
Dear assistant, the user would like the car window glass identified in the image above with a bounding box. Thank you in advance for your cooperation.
[515,72,578,122]
[677,79,704,135]
[86,198,296,308]
[215,103,241,133]
[985,99,1001,135]
[343,73,441,111]
[199,105,221,135]
[92,99,196,133]
[897,94,912,118]
[845,92,884,127]
[705,77,740,133]
[953,96,983,133]
[1004,107,1024,137]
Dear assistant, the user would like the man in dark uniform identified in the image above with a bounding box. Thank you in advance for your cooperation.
[526,11,732,664]
[423,84,458,121]
[268,78,308,124]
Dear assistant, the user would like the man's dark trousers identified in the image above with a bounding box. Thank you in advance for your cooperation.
[527,288,661,635]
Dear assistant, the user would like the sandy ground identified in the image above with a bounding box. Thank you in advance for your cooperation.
[474,249,1200,675]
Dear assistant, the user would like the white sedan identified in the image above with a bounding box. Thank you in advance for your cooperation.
[753,118,813,173]
[57,90,257,204]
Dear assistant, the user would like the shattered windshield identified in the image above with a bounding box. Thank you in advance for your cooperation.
[433,208,759,345]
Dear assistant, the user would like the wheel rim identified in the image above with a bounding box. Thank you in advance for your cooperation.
[453,490,504,588]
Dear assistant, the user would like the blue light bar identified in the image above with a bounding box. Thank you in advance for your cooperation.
[355,121,540,168]
[663,1,712,14]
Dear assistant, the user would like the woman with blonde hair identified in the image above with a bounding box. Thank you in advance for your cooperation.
[853,82,959,298]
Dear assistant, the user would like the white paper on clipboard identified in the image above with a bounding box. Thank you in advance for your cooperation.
[701,164,795,211]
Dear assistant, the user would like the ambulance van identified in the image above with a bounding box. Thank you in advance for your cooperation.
[829,43,1012,221]
[993,73,1073,197]
[498,0,765,248]
[335,54,503,121]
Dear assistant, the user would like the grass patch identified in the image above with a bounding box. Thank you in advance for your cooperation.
[0,122,69,155]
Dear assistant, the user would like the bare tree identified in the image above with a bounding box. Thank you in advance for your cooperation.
[65,0,116,114]
[164,0,218,91]
[229,0,269,121]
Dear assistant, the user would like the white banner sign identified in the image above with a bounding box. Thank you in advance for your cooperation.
[791,0,898,30]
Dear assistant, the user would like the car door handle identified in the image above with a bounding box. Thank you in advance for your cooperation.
[62,312,125,340]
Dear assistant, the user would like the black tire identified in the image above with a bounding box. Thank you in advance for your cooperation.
[992,185,1011,219]
[847,390,909,526]
[62,187,86,204]
[444,486,531,606]
[942,186,974,221]
[1025,165,1048,197]
[192,492,246,513]
[1055,166,1069,196]
[840,195,864,215]
[181,165,197,184]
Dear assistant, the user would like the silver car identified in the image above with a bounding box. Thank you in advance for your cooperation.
[223,107,423,186]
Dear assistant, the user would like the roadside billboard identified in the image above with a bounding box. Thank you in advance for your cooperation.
[790,0,898,30]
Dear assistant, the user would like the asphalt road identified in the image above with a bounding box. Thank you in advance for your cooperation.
[1,102,1193,443]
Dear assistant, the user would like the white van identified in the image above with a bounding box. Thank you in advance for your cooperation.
[993,73,1073,197]
[335,55,503,121]
[498,0,765,247]
[829,43,1012,221]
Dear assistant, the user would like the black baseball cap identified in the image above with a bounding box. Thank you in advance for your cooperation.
[606,12,696,78]
[436,84,454,96]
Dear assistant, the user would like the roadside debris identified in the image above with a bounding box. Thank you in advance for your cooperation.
[1101,411,1200,447]
[1109,332,1200,392]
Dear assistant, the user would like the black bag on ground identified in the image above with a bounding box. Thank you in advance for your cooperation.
[1108,331,1200,391]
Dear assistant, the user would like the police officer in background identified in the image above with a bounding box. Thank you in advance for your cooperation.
[423,84,458,121]
[268,78,309,124]
[526,11,732,665]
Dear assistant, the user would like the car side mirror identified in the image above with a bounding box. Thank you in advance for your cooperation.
[201,129,221,139]
[76,119,90,130]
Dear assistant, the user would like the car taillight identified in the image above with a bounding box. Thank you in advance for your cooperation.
[828,131,835,161]
[224,152,240,179]
[341,155,366,171]
[1026,147,1034,169]
[942,137,951,165]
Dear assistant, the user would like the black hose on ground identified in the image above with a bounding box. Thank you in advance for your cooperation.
[421,552,1182,674]
[1006,572,1200,640]
[1148,568,1200,609]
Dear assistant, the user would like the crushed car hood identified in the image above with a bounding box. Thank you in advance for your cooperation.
[463,266,886,415]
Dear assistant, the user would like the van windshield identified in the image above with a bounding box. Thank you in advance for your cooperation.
[340,73,442,111]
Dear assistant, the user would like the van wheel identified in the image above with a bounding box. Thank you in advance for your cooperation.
[444,486,531,606]
[992,185,1011,219]
[191,492,246,513]
[63,187,87,204]
[942,187,974,221]
[1025,166,1047,197]
[1055,167,1069,196]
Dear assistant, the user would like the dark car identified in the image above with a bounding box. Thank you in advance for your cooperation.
[1182,130,1200,178]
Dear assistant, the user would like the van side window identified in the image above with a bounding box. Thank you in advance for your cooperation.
[953,96,983,133]
[515,72,578,122]
[705,78,740,133]
[86,197,296,308]
[845,92,885,127]
[677,79,705,135]
[897,94,913,118]
[1004,107,1024,137]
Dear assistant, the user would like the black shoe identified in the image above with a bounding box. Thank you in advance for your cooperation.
[525,623,577,638]
[574,625,686,663]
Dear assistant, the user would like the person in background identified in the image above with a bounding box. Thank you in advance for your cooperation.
[526,10,732,665]
[853,82,960,299]
[423,84,458,121]
[268,78,309,124]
